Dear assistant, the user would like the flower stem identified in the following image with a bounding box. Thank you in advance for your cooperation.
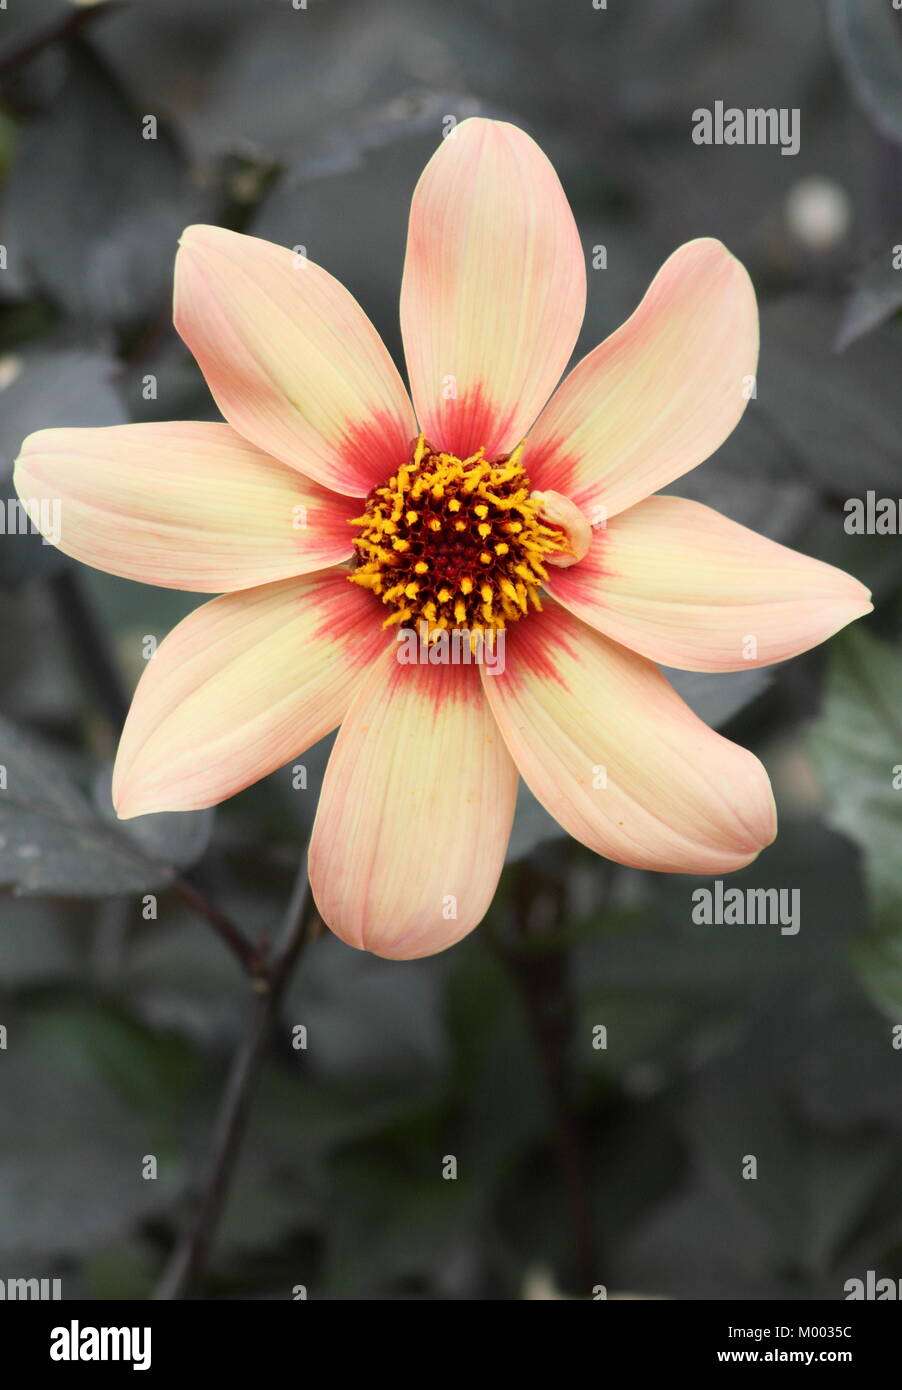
[154,856,313,1300]
[171,874,267,981]
[505,941,597,1294]
[499,860,599,1295]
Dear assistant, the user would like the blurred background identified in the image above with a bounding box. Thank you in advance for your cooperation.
[1,0,902,1301]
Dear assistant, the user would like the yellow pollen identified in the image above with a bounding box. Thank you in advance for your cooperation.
[347,434,571,637]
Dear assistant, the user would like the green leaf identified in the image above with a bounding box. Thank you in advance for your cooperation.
[829,0,902,145]
[809,629,902,914]
[808,628,902,1011]
[0,715,178,896]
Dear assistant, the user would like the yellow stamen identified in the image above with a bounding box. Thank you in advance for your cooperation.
[347,433,570,637]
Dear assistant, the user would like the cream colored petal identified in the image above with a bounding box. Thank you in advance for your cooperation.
[14,421,355,591]
[547,496,873,671]
[525,239,758,519]
[175,224,417,496]
[400,117,586,459]
[482,601,776,874]
[114,572,387,817]
[309,650,517,959]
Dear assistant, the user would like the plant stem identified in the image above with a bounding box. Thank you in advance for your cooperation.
[504,941,597,1294]
[500,863,599,1295]
[154,857,313,1300]
[171,875,267,981]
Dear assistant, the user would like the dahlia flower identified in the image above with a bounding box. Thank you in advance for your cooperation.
[14,118,871,958]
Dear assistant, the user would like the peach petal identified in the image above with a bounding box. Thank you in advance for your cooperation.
[546,495,872,671]
[481,600,776,874]
[114,572,387,817]
[525,239,758,519]
[175,225,417,496]
[15,421,354,591]
[400,117,586,459]
[309,652,517,959]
